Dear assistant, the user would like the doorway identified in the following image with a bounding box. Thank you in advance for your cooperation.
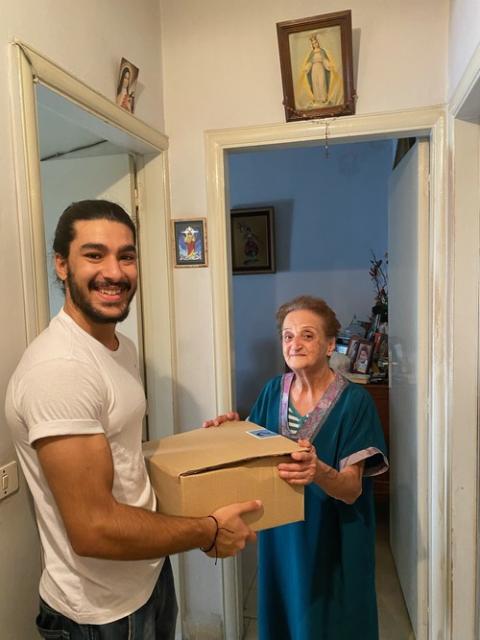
[227,138,422,640]
[205,109,448,640]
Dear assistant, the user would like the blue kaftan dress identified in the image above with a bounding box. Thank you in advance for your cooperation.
[249,372,388,640]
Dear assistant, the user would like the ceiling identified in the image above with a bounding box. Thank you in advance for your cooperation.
[37,85,130,161]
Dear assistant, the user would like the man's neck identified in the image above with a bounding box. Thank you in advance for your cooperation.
[63,302,118,351]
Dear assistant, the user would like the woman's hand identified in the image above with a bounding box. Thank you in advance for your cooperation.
[278,438,364,504]
[202,412,240,428]
[277,438,318,485]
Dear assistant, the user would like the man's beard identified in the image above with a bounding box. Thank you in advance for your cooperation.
[66,269,136,324]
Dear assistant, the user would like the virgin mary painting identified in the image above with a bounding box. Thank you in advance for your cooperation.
[277,10,355,121]
[291,28,344,111]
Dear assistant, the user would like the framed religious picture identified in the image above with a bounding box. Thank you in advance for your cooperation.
[276,10,355,122]
[172,218,208,267]
[115,57,139,113]
[231,207,276,274]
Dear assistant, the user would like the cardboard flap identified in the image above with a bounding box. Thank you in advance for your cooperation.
[143,421,306,477]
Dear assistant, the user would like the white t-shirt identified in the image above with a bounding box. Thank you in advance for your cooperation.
[5,310,163,624]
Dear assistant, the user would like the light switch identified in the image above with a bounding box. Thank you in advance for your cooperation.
[0,461,19,500]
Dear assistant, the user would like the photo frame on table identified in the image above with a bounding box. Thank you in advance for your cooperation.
[231,207,276,274]
[276,10,355,122]
[346,336,362,362]
[352,340,373,374]
[372,332,387,356]
[172,218,208,268]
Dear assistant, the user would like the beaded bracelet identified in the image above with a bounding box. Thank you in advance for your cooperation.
[200,514,219,554]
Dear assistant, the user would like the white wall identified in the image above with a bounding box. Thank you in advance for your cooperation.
[448,4,480,635]
[160,0,448,632]
[0,3,163,638]
[449,0,480,97]
[162,0,448,427]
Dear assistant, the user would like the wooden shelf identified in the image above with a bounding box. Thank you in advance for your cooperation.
[364,383,389,504]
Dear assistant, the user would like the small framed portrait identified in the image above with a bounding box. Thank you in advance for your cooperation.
[352,341,373,375]
[372,332,386,356]
[116,58,139,113]
[172,218,208,268]
[276,10,355,122]
[346,336,361,363]
[231,207,275,275]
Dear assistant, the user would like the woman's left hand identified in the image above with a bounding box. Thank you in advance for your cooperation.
[277,438,318,485]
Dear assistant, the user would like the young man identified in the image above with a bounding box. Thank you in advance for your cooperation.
[5,200,260,639]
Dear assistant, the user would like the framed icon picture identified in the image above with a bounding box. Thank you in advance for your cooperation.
[172,218,208,267]
[277,10,355,121]
[115,57,139,113]
[231,207,275,275]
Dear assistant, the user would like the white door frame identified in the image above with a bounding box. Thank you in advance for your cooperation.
[9,40,182,636]
[205,107,449,640]
[448,44,480,640]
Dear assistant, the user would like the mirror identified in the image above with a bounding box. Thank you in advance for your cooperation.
[37,84,141,351]
[12,41,175,442]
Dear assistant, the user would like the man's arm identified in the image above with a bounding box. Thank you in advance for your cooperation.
[35,433,260,560]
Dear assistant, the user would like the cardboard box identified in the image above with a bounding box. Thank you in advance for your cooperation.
[143,421,305,531]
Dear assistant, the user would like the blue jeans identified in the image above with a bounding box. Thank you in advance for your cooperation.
[36,557,178,639]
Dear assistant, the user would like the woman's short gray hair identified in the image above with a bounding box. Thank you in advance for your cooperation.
[276,295,341,338]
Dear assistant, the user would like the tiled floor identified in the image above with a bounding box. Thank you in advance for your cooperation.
[242,563,258,640]
[242,509,414,640]
[376,510,415,639]
[243,616,258,640]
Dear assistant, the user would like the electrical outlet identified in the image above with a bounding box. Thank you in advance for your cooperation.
[0,461,19,500]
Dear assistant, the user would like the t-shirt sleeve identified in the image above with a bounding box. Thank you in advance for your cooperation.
[15,359,106,445]
[338,386,389,477]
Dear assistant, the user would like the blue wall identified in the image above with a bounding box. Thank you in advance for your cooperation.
[228,140,394,417]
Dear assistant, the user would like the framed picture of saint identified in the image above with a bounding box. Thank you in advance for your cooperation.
[115,58,139,114]
[172,218,208,267]
[277,10,355,121]
[231,207,276,275]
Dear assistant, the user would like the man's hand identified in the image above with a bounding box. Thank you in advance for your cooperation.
[206,500,262,558]
[202,412,240,428]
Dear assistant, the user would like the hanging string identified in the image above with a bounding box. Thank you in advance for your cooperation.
[324,120,329,159]
[323,118,337,159]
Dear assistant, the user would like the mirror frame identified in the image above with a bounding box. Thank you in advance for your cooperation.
[11,40,167,334]
[10,40,176,444]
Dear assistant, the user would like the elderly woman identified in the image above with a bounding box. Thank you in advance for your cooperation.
[204,295,388,640]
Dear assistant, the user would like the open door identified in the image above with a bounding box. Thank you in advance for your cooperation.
[388,138,429,639]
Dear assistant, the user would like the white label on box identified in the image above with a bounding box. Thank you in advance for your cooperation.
[246,428,280,439]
